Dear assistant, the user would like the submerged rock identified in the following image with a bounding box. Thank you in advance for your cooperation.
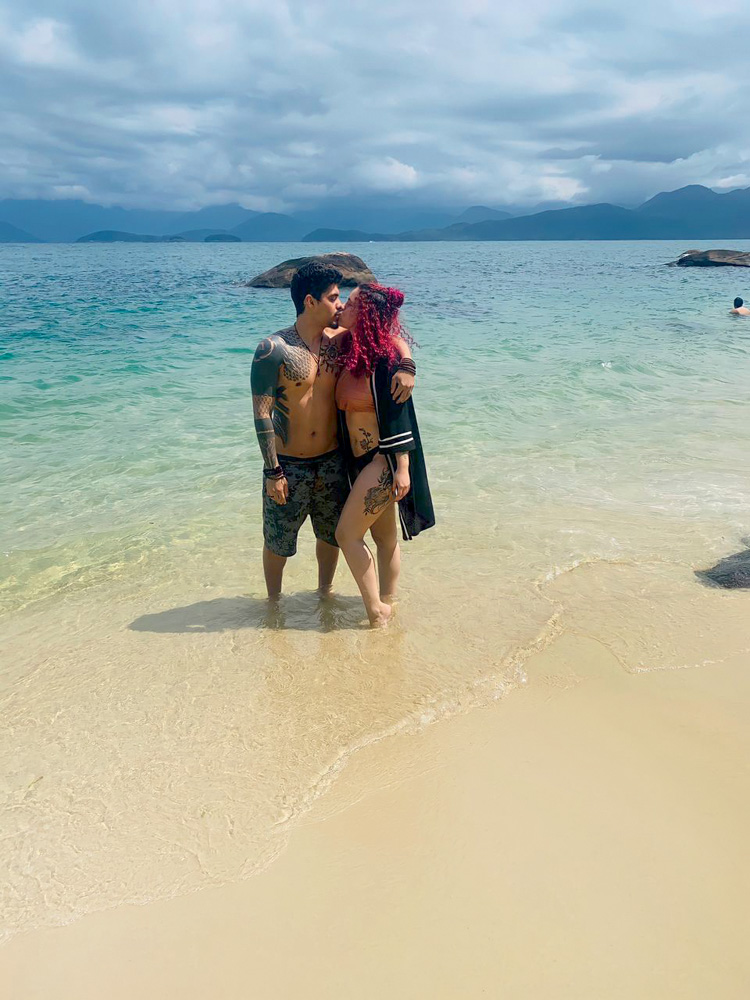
[245,252,376,288]
[668,249,750,267]
[695,540,750,589]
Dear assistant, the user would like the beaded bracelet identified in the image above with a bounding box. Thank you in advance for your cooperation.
[397,359,417,374]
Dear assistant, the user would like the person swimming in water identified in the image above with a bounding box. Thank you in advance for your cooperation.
[730,297,750,315]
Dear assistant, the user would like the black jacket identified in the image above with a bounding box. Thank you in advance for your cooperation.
[338,359,434,541]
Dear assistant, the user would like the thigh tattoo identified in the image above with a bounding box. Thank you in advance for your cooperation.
[363,466,393,516]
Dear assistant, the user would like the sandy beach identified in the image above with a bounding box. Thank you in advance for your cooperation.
[2,628,749,999]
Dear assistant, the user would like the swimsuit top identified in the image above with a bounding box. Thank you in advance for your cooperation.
[335,370,375,413]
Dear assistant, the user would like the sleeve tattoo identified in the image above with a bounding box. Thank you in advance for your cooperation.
[251,337,284,469]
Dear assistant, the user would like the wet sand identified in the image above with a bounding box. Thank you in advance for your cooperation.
[2,630,749,999]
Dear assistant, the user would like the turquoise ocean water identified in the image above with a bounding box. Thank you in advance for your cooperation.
[2,240,750,937]
[2,240,750,611]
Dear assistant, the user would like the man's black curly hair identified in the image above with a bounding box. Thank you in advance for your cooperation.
[290,261,343,315]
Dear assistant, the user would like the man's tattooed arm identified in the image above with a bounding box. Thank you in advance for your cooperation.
[251,337,284,468]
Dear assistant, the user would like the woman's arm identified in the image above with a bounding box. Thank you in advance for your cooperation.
[392,451,411,500]
[391,336,416,404]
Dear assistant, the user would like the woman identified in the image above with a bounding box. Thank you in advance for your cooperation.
[334,284,434,626]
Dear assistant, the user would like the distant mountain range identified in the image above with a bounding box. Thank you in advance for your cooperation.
[0,199,259,243]
[0,199,508,243]
[1,186,750,243]
[310,187,750,242]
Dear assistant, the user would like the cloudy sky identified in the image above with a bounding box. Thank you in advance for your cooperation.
[1,0,749,211]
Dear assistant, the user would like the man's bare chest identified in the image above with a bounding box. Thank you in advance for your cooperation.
[277,336,341,394]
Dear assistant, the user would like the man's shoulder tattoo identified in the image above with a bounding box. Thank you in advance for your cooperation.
[255,336,280,360]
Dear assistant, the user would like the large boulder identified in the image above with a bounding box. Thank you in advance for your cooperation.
[245,252,376,288]
[668,249,750,267]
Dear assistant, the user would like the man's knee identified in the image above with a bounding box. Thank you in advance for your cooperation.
[316,538,339,558]
[263,546,288,564]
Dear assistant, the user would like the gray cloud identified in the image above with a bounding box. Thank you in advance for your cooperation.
[1,0,749,210]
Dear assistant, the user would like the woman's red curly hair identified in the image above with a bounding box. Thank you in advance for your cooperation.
[343,283,412,378]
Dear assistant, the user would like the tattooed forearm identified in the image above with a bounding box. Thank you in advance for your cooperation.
[253,394,279,468]
[256,427,279,469]
[358,427,374,452]
[363,467,393,516]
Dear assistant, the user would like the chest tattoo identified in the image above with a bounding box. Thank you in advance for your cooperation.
[277,326,319,382]
[319,338,343,375]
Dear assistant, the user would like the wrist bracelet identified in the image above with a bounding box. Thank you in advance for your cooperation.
[397,359,416,374]
[263,465,285,480]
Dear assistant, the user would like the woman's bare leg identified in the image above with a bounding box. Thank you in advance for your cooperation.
[369,504,400,603]
[335,455,395,626]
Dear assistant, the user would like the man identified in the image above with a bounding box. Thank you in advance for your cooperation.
[251,260,415,598]
[730,297,750,315]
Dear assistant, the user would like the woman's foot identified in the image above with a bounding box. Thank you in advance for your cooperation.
[368,601,392,628]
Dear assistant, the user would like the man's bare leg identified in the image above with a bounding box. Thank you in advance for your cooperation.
[316,539,339,596]
[263,546,287,599]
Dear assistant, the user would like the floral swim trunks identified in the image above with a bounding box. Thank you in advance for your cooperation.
[262,449,350,558]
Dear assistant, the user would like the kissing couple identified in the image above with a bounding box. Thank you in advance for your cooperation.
[251,260,434,626]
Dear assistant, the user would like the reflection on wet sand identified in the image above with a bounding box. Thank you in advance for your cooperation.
[128,592,367,634]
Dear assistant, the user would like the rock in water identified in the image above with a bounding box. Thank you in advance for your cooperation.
[245,252,376,288]
[668,249,750,267]
[695,540,750,589]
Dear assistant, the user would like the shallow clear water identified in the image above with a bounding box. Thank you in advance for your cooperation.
[3,240,750,607]
[2,240,749,938]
